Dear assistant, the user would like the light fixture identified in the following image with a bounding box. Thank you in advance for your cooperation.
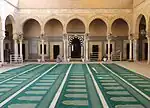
[140,29,146,36]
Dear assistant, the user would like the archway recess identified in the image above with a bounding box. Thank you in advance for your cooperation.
[23,19,41,60]
[111,18,129,37]
[71,38,81,58]
[4,15,15,62]
[23,19,41,38]
[111,18,129,60]
[44,19,63,36]
[137,15,147,61]
[66,19,85,33]
[89,19,107,36]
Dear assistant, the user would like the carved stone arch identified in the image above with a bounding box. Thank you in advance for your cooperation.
[68,35,84,46]
[5,14,16,34]
[65,15,87,33]
[110,16,131,34]
[43,16,64,33]
[21,16,42,33]
[135,14,148,37]
[135,13,149,32]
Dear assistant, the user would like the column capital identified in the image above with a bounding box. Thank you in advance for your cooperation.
[147,36,150,41]
[13,33,18,40]
[128,33,133,40]
[40,33,45,41]
[84,32,89,36]
[133,36,139,40]
[18,33,24,41]
[63,33,68,41]
[107,35,112,41]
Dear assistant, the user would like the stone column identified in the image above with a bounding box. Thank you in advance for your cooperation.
[85,33,89,61]
[147,37,150,64]
[66,34,69,61]
[128,35,133,61]
[133,37,138,61]
[83,34,86,61]
[0,36,5,64]
[13,34,18,57]
[107,35,112,61]
[81,46,84,58]
[63,34,67,62]
[19,39,23,58]
[18,34,24,59]
[41,39,45,62]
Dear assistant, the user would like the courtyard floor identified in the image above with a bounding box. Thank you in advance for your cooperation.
[0,62,149,108]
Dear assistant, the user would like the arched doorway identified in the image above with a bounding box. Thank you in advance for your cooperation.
[137,15,147,61]
[111,18,129,60]
[66,19,85,59]
[71,38,81,58]
[23,19,41,60]
[89,18,107,60]
[44,19,63,60]
[4,15,15,62]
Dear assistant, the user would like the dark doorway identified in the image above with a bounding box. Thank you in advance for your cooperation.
[138,15,146,61]
[22,44,25,60]
[92,45,99,53]
[53,45,60,59]
[144,43,148,60]
[106,44,113,54]
[18,44,26,60]
[126,43,130,60]
[71,38,81,58]
[92,45,99,59]
[4,43,10,62]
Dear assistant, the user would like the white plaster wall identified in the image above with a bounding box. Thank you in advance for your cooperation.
[7,0,19,7]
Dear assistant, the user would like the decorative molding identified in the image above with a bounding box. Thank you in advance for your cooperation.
[18,8,132,14]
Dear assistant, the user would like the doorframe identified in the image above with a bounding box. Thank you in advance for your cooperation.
[71,38,82,58]
[50,42,63,60]
[23,40,29,60]
[4,40,11,49]
[104,41,115,55]
[89,41,102,60]
[142,39,148,60]
[123,40,130,60]
[53,45,60,59]
[38,41,48,56]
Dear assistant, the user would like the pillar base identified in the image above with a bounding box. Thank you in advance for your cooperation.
[128,59,134,62]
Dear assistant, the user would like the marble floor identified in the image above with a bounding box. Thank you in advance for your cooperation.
[115,61,150,78]
[0,61,150,79]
